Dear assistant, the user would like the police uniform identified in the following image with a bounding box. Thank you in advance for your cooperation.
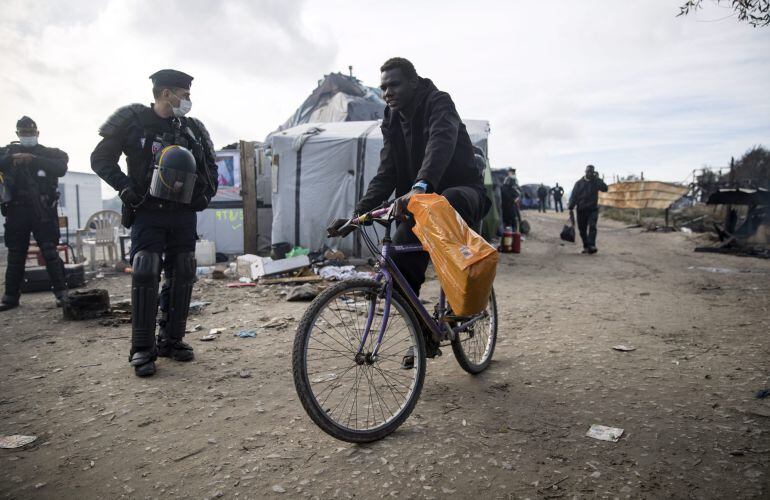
[0,117,68,311]
[90,70,218,376]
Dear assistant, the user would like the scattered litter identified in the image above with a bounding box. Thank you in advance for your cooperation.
[239,277,253,283]
[235,329,257,338]
[680,227,693,234]
[196,266,214,277]
[756,389,770,399]
[236,254,261,278]
[226,282,257,288]
[286,246,310,258]
[209,328,225,335]
[263,317,288,329]
[318,265,374,281]
[272,485,286,494]
[260,275,323,285]
[239,370,252,378]
[0,435,37,449]
[688,266,736,274]
[251,255,311,279]
[324,249,346,261]
[188,301,211,313]
[287,284,319,302]
[586,424,624,442]
[200,334,217,342]
[612,345,637,352]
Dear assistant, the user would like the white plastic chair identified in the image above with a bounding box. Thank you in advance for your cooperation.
[75,210,123,270]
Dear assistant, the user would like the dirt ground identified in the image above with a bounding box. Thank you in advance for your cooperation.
[1,211,768,499]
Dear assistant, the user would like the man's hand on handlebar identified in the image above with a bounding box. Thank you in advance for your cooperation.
[393,187,425,220]
[327,218,357,238]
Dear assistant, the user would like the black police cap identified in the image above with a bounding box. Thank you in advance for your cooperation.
[149,69,193,90]
[16,116,37,130]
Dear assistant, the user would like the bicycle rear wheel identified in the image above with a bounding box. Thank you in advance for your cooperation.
[292,279,426,443]
[451,287,497,374]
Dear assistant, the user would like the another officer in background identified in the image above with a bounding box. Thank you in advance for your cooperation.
[537,183,548,213]
[0,117,68,311]
[91,69,218,377]
[551,182,565,212]
[569,164,608,254]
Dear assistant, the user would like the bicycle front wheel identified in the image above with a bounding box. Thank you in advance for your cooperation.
[292,279,426,443]
[451,287,497,374]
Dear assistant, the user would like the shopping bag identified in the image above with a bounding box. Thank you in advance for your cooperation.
[407,193,498,316]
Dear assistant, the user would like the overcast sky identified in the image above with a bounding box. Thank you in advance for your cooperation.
[1,0,768,198]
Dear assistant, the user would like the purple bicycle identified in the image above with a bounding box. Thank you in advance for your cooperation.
[292,203,497,443]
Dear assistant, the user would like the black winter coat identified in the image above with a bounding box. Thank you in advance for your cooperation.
[0,142,68,204]
[355,78,484,214]
[568,176,608,210]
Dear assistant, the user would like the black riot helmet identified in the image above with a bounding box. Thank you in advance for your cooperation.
[149,145,197,204]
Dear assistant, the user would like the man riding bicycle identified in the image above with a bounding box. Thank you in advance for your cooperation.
[348,57,490,361]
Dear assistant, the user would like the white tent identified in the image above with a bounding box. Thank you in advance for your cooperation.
[269,119,490,256]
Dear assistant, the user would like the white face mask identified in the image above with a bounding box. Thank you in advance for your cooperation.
[171,93,192,117]
[19,136,38,147]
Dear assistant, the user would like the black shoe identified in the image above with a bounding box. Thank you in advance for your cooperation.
[588,247,598,254]
[157,338,195,362]
[0,301,19,312]
[581,248,589,254]
[54,290,68,308]
[400,341,442,370]
[130,350,157,377]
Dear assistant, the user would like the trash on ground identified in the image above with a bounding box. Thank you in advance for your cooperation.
[236,254,261,278]
[586,424,624,442]
[680,227,693,234]
[260,275,323,285]
[209,328,225,335]
[318,265,374,281]
[63,289,111,320]
[251,255,311,279]
[286,246,310,258]
[238,277,253,283]
[200,334,217,341]
[688,266,736,274]
[195,266,214,277]
[239,370,252,378]
[287,284,319,302]
[226,282,257,288]
[612,345,637,352]
[756,389,770,399]
[324,249,346,261]
[188,301,211,313]
[263,317,288,329]
[235,329,257,338]
[0,435,37,449]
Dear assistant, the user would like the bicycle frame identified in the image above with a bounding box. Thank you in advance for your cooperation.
[353,216,489,360]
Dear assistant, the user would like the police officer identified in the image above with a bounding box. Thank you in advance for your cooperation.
[0,117,68,311]
[551,182,565,212]
[569,165,608,254]
[90,69,218,377]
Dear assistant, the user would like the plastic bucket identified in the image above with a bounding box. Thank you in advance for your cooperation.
[195,239,216,266]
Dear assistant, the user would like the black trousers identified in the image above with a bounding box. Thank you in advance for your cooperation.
[130,209,197,348]
[2,203,65,300]
[392,186,485,297]
[554,198,563,212]
[576,207,599,249]
[538,197,547,212]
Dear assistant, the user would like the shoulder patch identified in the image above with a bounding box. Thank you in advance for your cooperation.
[98,103,147,138]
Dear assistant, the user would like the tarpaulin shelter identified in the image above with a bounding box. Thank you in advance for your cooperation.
[599,181,688,209]
[269,119,492,256]
[275,73,385,133]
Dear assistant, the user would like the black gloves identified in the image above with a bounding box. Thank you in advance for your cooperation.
[119,185,143,207]
[327,218,356,238]
[190,193,211,211]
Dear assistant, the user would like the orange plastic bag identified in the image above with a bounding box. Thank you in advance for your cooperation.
[408,193,498,316]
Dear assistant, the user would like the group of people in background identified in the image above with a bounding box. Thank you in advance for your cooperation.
[498,165,608,254]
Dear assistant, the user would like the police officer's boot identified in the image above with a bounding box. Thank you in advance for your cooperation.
[0,250,26,312]
[40,243,68,307]
[130,251,161,377]
[157,252,196,362]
